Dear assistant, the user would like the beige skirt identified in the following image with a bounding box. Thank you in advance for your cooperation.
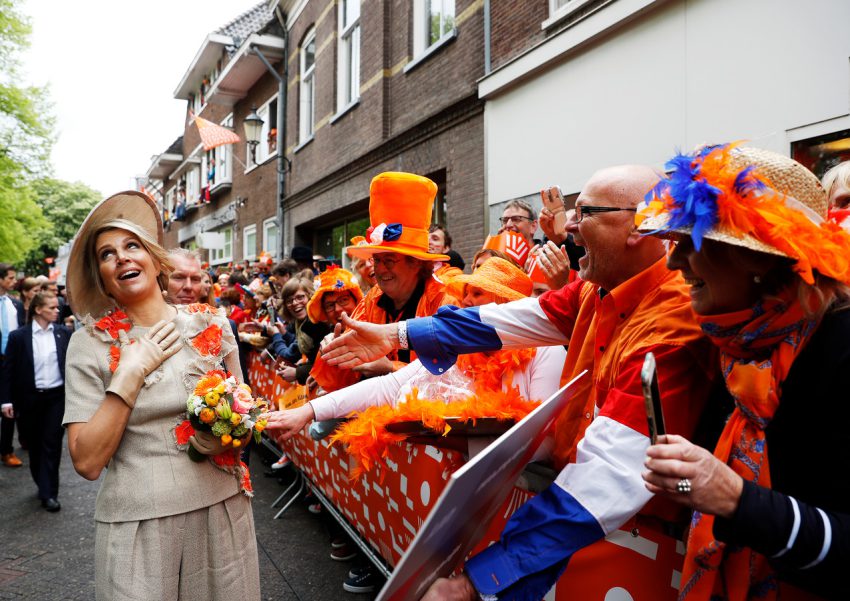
[95,493,260,601]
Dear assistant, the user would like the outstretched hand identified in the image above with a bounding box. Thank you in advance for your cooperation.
[260,403,315,442]
[322,312,399,369]
[420,575,477,601]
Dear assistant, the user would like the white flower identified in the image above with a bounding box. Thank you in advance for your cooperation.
[194,405,203,416]
[242,418,255,430]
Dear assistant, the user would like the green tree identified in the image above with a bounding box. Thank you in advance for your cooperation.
[0,0,54,265]
[21,178,100,275]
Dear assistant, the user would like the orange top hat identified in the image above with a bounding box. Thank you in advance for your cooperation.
[347,172,450,262]
[482,231,530,267]
[446,257,532,302]
[306,266,364,323]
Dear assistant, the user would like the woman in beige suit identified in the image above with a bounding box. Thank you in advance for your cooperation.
[63,191,260,601]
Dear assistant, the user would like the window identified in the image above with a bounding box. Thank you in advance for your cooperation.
[213,114,233,186]
[263,218,279,258]
[209,227,233,266]
[315,215,370,262]
[299,30,317,143]
[338,1,360,110]
[413,0,455,57]
[551,0,571,11]
[243,224,257,260]
[186,167,201,205]
[246,98,278,169]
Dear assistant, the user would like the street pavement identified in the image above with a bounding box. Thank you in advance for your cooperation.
[0,437,376,600]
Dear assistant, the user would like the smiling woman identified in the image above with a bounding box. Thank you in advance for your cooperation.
[62,191,260,600]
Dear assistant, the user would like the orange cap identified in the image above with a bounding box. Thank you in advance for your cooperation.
[306,266,364,323]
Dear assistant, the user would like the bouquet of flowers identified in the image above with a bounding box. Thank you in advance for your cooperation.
[177,369,269,462]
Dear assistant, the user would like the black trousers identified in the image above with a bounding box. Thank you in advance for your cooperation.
[16,388,64,500]
[0,355,18,454]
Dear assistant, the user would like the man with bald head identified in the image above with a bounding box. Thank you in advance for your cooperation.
[325,166,718,599]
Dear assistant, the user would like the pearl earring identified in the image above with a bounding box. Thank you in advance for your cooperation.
[753,275,762,284]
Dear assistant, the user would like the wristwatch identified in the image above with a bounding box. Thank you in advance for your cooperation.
[397,320,408,350]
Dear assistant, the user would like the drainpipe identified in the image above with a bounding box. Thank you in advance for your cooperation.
[252,5,288,259]
[484,0,491,74]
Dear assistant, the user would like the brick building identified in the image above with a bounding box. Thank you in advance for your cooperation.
[143,0,489,268]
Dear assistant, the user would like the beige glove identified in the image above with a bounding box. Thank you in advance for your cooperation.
[107,320,182,408]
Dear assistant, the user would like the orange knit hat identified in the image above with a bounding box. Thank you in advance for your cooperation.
[347,172,450,262]
[482,231,531,267]
[446,257,532,303]
[306,266,364,323]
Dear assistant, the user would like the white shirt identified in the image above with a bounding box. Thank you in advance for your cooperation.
[0,294,18,352]
[32,321,63,389]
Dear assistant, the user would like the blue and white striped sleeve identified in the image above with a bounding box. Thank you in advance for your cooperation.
[464,414,653,600]
[406,298,569,375]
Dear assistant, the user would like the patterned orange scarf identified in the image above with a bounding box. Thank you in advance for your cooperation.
[682,291,819,601]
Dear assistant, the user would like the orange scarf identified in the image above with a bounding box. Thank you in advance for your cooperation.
[682,292,819,601]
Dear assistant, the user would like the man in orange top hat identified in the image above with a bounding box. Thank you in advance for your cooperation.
[317,172,459,386]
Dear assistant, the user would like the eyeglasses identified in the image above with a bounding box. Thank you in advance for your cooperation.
[372,255,402,270]
[575,205,637,223]
[499,215,534,226]
[284,293,309,306]
[322,295,356,313]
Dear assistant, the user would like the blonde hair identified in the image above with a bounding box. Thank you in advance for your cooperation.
[87,219,172,302]
[21,277,41,293]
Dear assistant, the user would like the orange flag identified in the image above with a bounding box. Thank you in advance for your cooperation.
[191,112,240,151]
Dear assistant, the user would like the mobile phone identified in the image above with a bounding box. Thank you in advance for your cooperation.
[267,304,277,325]
[540,186,568,236]
[641,352,665,445]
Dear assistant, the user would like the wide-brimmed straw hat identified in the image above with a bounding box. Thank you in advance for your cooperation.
[67,191,163,317]
[347,172,450,262]
[637,143,850,285]
[446,257,532,302]
[306,266,364,323]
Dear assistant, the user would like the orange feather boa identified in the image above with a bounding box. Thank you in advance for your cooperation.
[330,348,539,478]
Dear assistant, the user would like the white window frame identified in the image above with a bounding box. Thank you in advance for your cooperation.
[299,29,317,144]
[243,224,257,261]
[247,97,279,170]
[209,226,233,266]
[413,0,455,58]
[263,217,279,258]
[543,0,595,29]
[186,167,200,205]
[337,1,360,111]
[213,114,234,186]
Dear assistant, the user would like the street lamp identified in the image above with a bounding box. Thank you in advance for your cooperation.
[243,106,264,162]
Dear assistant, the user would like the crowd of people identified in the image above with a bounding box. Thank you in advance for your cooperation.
[0,149,848,600]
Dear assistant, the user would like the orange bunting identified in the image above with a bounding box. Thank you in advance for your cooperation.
[192,324,222,356]
[330,387,540,479]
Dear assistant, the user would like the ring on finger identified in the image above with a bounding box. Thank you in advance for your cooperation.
[676,478,692,494]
